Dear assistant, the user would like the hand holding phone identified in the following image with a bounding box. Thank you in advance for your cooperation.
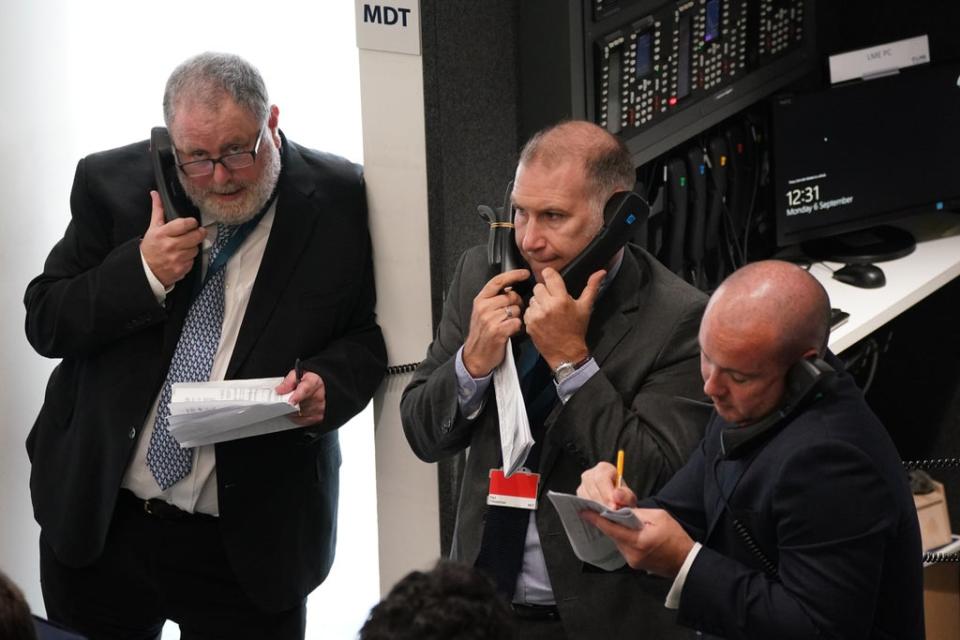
[461,268,530,378]
[140,191,206,288]
[522,267,603,370]
[481,186,647,300]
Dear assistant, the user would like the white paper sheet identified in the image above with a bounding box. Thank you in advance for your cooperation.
[167,378,299,446]
[546,490,643,571]
[493,338,534,477]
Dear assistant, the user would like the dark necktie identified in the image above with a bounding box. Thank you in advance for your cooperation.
[475,339,558,599]
[146,223,238,490]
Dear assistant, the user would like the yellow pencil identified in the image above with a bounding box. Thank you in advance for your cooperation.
[616,449,625,488]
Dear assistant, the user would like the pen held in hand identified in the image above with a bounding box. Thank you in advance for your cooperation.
[616,449,625,489]
[295,357,303,387]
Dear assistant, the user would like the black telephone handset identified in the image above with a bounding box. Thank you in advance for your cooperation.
[715,355,836,577]
[150,127,187,222]
[479,186,649,299]
[560,191,648,298]
[720,356,835,460]
[662,157,688,276]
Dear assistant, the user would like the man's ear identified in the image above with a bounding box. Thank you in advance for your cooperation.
[268,105,281,147]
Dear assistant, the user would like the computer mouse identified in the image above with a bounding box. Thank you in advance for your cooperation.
[832,263,886,288]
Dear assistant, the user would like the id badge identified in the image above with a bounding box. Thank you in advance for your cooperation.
[487,467,539,510]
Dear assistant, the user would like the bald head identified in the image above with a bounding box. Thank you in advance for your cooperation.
[518,121,634,218]
[705,260,831,366]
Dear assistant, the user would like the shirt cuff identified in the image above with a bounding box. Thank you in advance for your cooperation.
[140,249,174,304]
[455,346,492,420]
[664,542,702,610]
[554,357,599,404]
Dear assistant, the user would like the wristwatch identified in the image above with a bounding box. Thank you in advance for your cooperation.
[553,355,591,384]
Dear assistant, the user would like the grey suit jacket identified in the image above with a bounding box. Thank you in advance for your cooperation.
[401,244,711,639]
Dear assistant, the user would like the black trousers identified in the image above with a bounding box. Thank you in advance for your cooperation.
[40,492,306,640]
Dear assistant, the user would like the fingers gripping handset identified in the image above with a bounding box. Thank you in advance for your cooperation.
[461,269,528,377]
[144,127,205,288]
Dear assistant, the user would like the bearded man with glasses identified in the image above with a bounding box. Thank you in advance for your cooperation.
[24,52,386,640]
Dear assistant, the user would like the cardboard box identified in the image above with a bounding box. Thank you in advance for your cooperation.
[915,481,952,552]
[923,537,960,640]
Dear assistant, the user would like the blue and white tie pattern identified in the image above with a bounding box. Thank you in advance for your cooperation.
[147,223,238,490]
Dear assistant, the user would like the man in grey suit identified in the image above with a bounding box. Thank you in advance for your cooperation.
[400,121,710,639]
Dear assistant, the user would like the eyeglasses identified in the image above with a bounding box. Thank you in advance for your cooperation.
[176,128,264,177]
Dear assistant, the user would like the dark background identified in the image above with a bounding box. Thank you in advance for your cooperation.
[419,0,960,548]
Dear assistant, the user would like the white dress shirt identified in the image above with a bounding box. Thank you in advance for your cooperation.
[665,542,702,609]
[122,204,276,515]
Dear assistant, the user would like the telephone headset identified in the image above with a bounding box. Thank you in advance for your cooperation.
[703,136,728,281]
[683,147,707,289]
[662,158,688,276]
[478,181,650,299]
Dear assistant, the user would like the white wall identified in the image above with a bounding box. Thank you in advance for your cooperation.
[358,41,442,592]
[0,2,383,638]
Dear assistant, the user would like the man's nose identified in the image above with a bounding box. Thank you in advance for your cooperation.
[212,161,233,184]
[519,217,545,252]
[703,369,723,398]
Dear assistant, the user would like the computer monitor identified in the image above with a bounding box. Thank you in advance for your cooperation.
[771,58,960,262]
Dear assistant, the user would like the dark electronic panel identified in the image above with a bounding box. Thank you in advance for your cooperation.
[520,0,814,165]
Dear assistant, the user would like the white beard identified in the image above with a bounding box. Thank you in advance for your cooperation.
[179,141,281,225]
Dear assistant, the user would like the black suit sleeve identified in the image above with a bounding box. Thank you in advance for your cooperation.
[677,440,898,640]
[24,157,165,359]
[303,182,387,431]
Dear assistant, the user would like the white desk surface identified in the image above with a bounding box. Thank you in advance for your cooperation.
[806,213,960,354]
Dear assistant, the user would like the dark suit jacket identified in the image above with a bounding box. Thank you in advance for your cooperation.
[23,133,387,612]
[401,244,711,639]
[651,359,924,639]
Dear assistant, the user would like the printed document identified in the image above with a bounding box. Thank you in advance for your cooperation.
[167,378,299,447]
[547,490,643,570]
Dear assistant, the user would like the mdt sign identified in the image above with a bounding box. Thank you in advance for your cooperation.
[362,4,412,27]
[355,0,419,55]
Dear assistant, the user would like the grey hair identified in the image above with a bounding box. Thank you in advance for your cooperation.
[519,121,635,218]
[163,52,269,128]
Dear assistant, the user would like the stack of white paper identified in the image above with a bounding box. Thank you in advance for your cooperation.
[167,378,299,447]
[547,490,643,570]
[493,338,534,477]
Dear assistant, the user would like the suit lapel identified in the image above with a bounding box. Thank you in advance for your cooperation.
[538,248,647,483]
[226,136,320,378]
[706,458,747,538]
[704,426,754,539]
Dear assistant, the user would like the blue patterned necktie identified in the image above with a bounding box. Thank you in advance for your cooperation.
[147,223,239,490]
